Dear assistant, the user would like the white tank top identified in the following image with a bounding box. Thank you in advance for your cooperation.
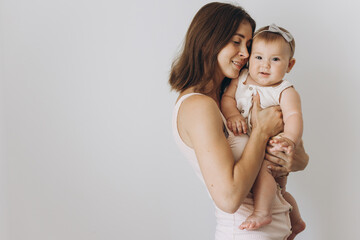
[172,93,249,183]
[172,93,292,240]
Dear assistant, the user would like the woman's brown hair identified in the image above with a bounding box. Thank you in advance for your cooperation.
[169,2,256,94]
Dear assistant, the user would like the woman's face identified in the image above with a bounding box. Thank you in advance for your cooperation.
[216,21,253,80]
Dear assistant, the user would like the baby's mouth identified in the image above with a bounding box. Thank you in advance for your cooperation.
[260,72,270,75]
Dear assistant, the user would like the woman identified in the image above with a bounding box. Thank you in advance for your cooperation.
[169,2,308,240]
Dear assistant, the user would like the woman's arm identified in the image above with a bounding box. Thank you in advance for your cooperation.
[178,93,283,213]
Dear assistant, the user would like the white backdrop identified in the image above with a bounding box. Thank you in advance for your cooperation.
[1,0,360,239]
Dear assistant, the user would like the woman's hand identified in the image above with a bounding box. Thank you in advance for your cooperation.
[265,138,309,177]
[251,92,284,138]
[269,134,295,154]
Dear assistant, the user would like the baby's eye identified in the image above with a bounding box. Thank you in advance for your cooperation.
[272,57,280,61]
[255,56,262,60]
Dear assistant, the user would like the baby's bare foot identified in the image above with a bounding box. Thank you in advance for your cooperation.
[287,219,306,240]
[239,211,272,230]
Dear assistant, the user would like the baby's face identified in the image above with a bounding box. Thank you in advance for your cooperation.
[248,38,293,87]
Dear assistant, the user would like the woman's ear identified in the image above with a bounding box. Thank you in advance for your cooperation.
[286,58,296,73]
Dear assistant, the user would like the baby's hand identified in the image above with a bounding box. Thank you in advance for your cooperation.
[226,114,248,136]
[269,135,295,154]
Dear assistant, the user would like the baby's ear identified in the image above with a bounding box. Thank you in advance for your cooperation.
[286,58,296,73]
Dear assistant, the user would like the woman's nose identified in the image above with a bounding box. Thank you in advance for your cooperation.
[238,46,249,58]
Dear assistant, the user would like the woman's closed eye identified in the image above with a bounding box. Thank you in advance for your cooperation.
[232,36,242,45]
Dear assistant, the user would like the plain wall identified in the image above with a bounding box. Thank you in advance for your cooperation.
[1,0,360,239]
[0,4,8,236]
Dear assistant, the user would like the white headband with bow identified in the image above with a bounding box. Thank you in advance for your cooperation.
[254,23,294,42]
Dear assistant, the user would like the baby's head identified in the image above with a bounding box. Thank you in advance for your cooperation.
[248,24,296,86]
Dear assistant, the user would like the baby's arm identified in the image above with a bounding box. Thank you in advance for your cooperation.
[221,78,248,135]
[278,87,303,147]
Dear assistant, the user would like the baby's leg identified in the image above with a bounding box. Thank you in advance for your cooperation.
[283,192,306,240]
[276,176,306,240]
[239,160,276,230]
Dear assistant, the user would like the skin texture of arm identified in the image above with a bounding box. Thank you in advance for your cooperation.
[178,93,283,213]
[279,87,303,146]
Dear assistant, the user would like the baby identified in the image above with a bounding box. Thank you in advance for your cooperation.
[221,24,306,238]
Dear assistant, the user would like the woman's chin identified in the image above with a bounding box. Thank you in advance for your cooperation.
[230,72,241,79]
[226,70,241,79]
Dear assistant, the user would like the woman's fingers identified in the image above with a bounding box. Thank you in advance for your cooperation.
[268,144,292,158]
[249,92,261,129]
[285,145,293,154]
[251,91,283,137]
[267,138,309,173]
[270,135,294,153]
[267,164,289,178]
[266,146,298,172]
[252,91,261,112]
[265,152,287,166]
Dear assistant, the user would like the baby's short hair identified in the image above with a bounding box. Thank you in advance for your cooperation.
[253,25,295,59]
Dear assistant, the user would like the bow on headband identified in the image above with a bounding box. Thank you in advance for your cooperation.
[255,24,294,42]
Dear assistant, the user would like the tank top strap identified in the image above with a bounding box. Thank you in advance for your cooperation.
[175,93,203,108]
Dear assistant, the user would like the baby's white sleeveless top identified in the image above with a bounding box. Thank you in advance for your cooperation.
[235,69,293,119]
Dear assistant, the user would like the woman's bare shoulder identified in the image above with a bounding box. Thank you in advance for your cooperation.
[178,94,223,136]
[179,94,220,120]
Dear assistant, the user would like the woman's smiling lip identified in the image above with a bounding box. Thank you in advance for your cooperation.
[232,60,244,70]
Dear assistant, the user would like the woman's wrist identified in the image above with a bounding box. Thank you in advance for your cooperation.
[251,127,270,142]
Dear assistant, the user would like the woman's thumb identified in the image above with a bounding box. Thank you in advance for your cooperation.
[252,91,261,111]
